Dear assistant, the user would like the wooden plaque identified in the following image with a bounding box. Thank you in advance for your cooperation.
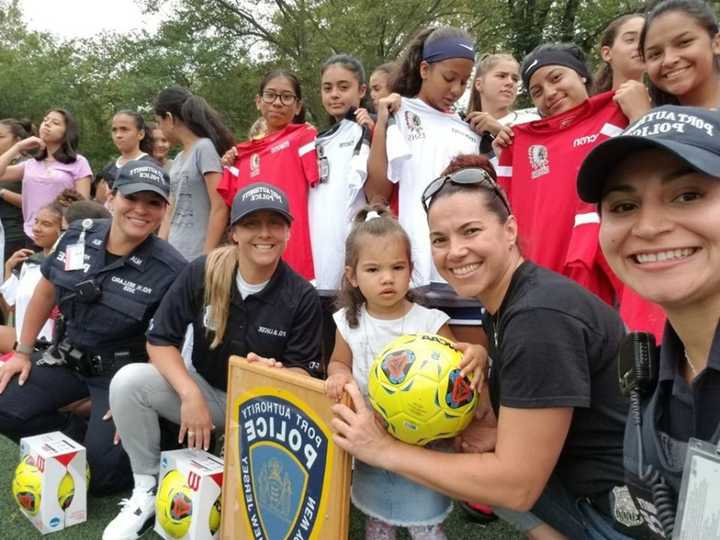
[221,357,351,539]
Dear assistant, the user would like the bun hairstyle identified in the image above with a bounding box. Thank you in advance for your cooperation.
[259,69,306,124]
[393,26,474,97]
[640,0,720,106]
[337,204,415,328]
[153,86,235,155]
[592,14,645,95]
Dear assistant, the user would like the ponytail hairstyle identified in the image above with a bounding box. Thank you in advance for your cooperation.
[592,14,645,95]
[467,52,518,114]
[337,204,414,328]
[259,69,306,124]
[393,26,474,97]
[203,245,240,349]
[0,118,33,141]
[321,53,368,124]
[153,86,235,155]
[36,108,80,164]
[640,0,720,106]
[114,110,154,155]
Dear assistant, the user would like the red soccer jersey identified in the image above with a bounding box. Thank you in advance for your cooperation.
[496,92,627,305]
[218,124,319,280]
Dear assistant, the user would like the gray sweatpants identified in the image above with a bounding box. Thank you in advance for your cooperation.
[108,363,227,475]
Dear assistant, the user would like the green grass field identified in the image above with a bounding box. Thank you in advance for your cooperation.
[1,435,523,539]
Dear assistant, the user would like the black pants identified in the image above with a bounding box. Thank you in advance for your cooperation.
[0,363,132,495]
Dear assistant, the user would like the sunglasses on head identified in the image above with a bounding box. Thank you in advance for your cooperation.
[421,167,511,214]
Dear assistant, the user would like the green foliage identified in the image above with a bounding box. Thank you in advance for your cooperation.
[2,0,710,168]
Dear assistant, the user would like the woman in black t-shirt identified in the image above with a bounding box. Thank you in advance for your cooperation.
[332,155,631,539]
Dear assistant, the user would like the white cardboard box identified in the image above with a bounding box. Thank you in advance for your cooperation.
[155,449,224,540]
[16,431,87,534]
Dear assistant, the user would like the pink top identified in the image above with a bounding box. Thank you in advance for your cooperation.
[20,156,92,237]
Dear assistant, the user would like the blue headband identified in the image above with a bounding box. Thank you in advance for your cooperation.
[422,36,475,63]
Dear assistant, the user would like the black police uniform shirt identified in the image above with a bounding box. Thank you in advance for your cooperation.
[621,322,720,539]
[41,219,187,355]
[147,256,323,389]
[483,261,628,501]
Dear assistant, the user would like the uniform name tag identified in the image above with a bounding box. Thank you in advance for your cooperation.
[64,243,85,271]
[674,438,720,539]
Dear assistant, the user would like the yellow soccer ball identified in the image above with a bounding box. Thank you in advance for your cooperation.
[368,333,478,445]
[12,455,42,515]
[57,471,74,510]
[209,495,221,535]
[156,470,193,539]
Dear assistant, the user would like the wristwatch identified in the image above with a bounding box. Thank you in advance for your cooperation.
[13,341,33,355]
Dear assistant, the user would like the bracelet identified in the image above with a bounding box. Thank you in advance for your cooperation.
[13,341,33,355]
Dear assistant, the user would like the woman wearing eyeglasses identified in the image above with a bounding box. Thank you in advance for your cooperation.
[332,155,633,540]
[217,69,318,280]
[153,86,235,262]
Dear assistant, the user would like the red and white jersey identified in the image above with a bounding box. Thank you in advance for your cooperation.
[387,97,480,286]
[310,119,370,290]
[218,123,318,280]
[496,92,627,305]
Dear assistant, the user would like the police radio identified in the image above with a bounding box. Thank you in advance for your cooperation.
[617,332,658,398]
[618,332,676,538]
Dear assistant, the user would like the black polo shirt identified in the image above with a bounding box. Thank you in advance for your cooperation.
[484,261,628,499]
[657,321,720,445]
[147,256,323,389]
[41,219,187,353]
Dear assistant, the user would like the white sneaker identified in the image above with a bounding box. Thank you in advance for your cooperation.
[102,485,156,540]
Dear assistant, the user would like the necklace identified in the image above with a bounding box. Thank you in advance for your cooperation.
[684,349,699,377]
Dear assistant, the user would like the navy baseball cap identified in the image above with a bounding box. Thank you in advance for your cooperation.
[230,183,293,226]
[114,160,170,202]
[578,106,720,203]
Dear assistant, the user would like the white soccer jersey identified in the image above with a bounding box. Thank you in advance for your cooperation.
[386,97,480,286]
[309,119,370,290]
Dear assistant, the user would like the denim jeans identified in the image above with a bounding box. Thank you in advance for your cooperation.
[495,475,634,540]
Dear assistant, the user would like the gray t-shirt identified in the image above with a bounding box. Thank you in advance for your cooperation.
[168,138,222,261]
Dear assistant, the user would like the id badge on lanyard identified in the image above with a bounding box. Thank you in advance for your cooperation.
[64,219,93,271]
[674,438,720,539]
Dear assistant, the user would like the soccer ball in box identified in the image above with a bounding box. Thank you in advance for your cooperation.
[155,449,223,540]
[368,333,478,446]
[14,431,87,534]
